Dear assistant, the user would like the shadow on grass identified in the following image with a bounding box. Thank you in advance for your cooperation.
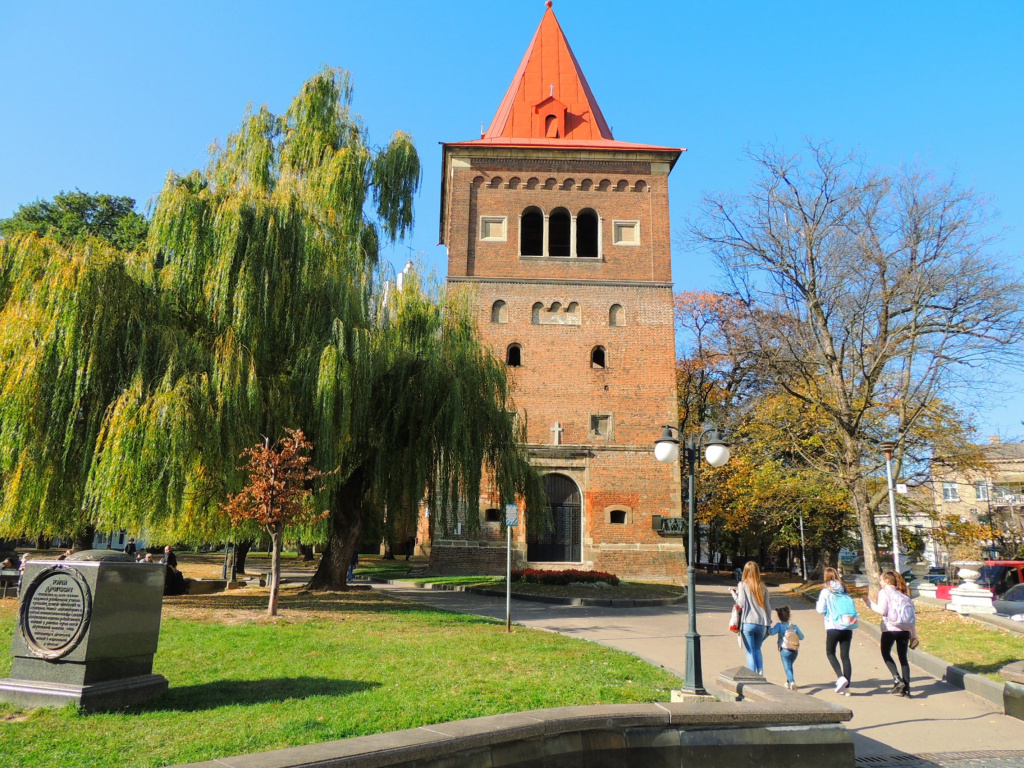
[131,677,380,713]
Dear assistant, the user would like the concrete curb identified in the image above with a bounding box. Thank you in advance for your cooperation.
[856,615,1006,709]
[365,577,686,608]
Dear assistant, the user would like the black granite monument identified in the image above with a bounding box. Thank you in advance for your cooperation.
[0,550,168,711]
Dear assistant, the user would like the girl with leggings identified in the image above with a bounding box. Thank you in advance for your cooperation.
[816,567,853,695]
[868,571,916,697]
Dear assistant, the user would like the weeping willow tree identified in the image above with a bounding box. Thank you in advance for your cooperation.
[82,66,543,587]
[307,272,546,588]
[0,235,162,545]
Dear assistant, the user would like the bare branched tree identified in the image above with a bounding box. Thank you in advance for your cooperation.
[689,140,1024,589]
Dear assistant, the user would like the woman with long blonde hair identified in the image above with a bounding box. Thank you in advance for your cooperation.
[729,561,773,675]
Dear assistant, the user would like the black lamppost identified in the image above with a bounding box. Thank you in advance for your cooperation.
[655,425,730,695]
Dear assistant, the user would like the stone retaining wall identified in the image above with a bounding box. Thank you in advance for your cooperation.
[173,671,854,768]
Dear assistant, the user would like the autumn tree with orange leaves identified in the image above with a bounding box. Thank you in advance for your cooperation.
[223,429,332,616]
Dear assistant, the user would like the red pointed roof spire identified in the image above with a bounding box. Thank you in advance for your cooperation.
[482,2,613,142]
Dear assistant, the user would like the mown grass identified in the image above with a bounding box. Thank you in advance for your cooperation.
[0,586,679,768]
[791,583,1024,680]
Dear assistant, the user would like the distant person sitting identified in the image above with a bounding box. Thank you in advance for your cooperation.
[56,549,74,561]
[1,557,16,570]
[161,546,187,595]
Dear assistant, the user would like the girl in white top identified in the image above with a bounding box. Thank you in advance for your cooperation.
[867,571,916,697]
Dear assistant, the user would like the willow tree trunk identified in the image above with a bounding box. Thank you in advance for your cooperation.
[74,525,96,551]
[307,476,364,590]
[235,540,252,574]
[35,534,50,551]
[268,525,283,616]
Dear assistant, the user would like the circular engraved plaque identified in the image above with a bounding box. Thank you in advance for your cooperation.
[19,566,92,659]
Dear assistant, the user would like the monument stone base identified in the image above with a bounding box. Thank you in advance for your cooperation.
[0,673,168,711]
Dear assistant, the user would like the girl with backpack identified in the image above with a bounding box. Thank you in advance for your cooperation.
[768,606,805,689]
[867,570,917,697]
[729,561,773,675]
[816,567,858,695]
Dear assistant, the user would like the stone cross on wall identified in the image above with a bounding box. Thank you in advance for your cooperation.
[550,421,563,445]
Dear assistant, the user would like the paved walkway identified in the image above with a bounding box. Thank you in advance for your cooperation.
[371,580,1024,761]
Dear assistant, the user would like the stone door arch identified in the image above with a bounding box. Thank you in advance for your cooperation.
[527,473,582,562]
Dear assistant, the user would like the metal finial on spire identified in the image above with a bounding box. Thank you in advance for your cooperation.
[546,0,552,8]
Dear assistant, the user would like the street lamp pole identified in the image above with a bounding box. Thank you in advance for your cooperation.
[655,425,730,696]
[880,440,901,574]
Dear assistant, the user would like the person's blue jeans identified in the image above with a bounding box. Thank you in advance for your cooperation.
[780,648,798,684]
[740,623,768,674]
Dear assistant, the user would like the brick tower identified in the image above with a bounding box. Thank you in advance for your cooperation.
[432,2,684,582]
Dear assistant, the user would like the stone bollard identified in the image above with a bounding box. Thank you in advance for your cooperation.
[1000,661,1024,721]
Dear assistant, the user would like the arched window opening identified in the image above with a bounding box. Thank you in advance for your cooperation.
[609,304,624,326]
[527,474,582,563]
[615,180,629,192]
[609,510,627,525]
[576,209,598,257]
[548,208,571,257]
[521,207,543,256]
[532,302,544,324]
[591,346,606,368]
[508,177,521,189]
[580,179,594,191]
[597,179,611,191]
[544,177,558,190]
[634,180,648,192]
[526,177,540,189]
[545,114,559,138]
[507,344,522,367]
[561,178,575,190]
[491,300,508,324]
[488,176,503,189]
[472,175,485,188]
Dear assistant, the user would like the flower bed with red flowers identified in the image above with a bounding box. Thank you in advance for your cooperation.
[511,568,620,586]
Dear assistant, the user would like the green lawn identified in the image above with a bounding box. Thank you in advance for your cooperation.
[0,587,679,768]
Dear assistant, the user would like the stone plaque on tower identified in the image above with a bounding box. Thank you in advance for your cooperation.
[0,552,168,711]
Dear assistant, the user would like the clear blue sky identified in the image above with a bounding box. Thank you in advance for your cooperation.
[3,1,1022,437]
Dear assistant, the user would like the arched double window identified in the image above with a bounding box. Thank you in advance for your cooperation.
[576,209,598,258]
[548,207,571,257]
[520,207,543,256]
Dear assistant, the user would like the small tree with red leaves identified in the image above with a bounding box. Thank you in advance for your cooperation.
[222,429,330,616]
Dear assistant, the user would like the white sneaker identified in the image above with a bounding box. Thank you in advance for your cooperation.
[835,676,849,694]
[842,690,851,696]
[790,683,799,691]
[784,682,791,689]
